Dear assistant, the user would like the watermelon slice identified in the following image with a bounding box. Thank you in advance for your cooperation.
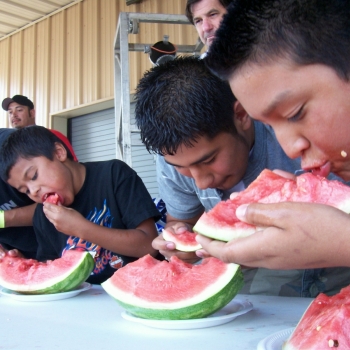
[162,229,202,252]
[0,250,94,294]
[283,285,350,349]
[101,254,243,320]
[193,169,350,242]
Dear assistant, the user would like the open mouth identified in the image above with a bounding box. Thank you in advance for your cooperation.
[304,162,331,178]
[43,192,62,205]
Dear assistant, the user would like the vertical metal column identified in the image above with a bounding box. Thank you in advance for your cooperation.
[113,12,203,166]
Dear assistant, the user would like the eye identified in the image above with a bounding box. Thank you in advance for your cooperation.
[194,18,202,26]
[288,107,303,122]
[202,157,215,165]
[32,171,38,181]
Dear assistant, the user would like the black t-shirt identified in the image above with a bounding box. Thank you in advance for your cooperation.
[0,128,38,258]
[33,160,161,284]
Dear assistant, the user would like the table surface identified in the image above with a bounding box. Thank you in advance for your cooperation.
[0,284,312,350]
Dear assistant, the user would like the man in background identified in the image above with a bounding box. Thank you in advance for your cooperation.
[0,94,77,258]
[2,94,77,161]
[185,0,233,53]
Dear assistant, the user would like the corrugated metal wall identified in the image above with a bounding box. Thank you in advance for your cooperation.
[0,0,198,128]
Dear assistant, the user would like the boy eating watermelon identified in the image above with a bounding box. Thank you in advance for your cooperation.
[0,126,161,284]
[197,0,350,271]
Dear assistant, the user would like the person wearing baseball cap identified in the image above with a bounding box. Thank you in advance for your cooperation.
[2,95,35,129]
[2,94,78,161]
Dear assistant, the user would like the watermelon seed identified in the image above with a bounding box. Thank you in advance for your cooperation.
[341,150,347,158]
[328,339,339,348]
[316,325,321,331]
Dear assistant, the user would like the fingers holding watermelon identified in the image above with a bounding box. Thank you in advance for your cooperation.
[0,245,23,259]
[153,225,202,264]
[197,201,350,269]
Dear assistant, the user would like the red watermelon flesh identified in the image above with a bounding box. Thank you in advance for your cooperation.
[110,254,226,302]
[0,250,94,294]
[162,229,202,252]
[101,254,244,319]
[283,285,350,350]
[44,192,61,205]
[193,169,350,242]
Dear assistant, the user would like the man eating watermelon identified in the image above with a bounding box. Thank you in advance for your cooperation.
[134,56,350,297]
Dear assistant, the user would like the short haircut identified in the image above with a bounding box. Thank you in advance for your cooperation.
[0,125,74,182]
[135,56,237,156]
[185,0,233,25]
[206,0,350,81]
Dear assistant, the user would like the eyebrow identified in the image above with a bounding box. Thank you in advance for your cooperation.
[193,8,218,21]
[164,150,217,167]
[8,105,24,111]
[261,90,292,117]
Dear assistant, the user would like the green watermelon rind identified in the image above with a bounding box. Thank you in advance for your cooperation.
[0,252,95,295]
[102,263,244,320]
[162,230,202,252]
[193,216,256,242]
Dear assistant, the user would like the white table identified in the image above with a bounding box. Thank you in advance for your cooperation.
[0,285,312,350]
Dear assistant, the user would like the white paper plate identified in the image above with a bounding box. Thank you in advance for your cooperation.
[121,298,253,330]
[0,282,91,302]
[257,328,294,350]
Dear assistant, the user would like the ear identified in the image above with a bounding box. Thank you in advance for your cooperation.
[54,142,68,162]
[29,108,36,122]
[233,101,252,131]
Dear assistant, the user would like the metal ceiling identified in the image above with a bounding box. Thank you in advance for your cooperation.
[0,0,82,41]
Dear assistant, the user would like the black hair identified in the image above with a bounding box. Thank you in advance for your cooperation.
[135,56,237,156]
[206,0,350,81]
[0,125,74,182]
[185,0,234,24]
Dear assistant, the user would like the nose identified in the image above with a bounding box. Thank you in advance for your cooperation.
[27,183,40,199]
[274,128,309,160]
[190,167,214,190]
[202,17,213,32]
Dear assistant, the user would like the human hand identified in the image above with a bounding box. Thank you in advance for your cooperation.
[153,224,201,264]
[196,202,350,269]
[43,202,86,235]
[0,244,23,259]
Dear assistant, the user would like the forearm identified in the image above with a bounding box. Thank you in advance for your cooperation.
[67,219,158,257]
[3,204,37,227]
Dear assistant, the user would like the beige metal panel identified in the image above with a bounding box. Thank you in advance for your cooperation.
[81,0,100,104]
[8,31,24,98]
[99,0,118,100]
[50,11,66,114]
[22,26,37,108]
[35,19,51,127]
[65,2,83,110]
[0,38,10,127]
